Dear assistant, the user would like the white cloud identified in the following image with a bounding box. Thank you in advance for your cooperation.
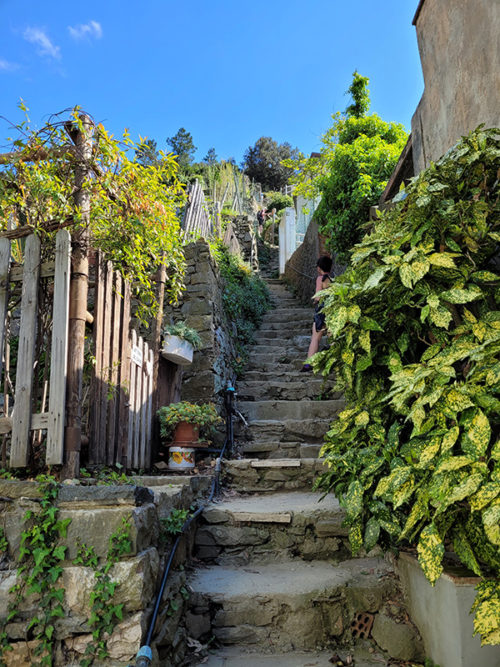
[23,27,61,59]
[68,20,102,41]
[0,58,19,71]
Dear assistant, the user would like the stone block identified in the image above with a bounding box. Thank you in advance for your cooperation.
[203,508,230,524]
[57,484,154,508]
[371,610,424,661]
[213,624,263,644]
[185,611,211,639]
[62,547,159,614]
[0,480,41,499]
[59,504,157,560]
[316,517,348,537]
[200,525,269,547]
[181,299,212,316]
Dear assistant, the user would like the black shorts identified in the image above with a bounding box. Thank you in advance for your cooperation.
[314,305,326,332]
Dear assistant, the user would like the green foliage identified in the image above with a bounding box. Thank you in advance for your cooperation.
[157,401,221,439]
[5,475,71,665]
[163,322,202,350]
[161,508,190,536]
[264,191,293,212]
[0,105,187,325]
[74,517,132,666]
[243,136,300,191]
[210,241,270,374]
[284,73,407,262]
[312,127,500,645]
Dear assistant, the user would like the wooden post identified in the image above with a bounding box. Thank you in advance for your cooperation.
[63,114,93,479]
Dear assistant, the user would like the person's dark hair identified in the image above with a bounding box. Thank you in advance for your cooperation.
[317,255,333,273]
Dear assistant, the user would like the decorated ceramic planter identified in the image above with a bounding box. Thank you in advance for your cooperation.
[168,446,195,470]
[161,335,193,365]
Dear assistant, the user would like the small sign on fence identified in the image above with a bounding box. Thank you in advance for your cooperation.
[131,345,143,367]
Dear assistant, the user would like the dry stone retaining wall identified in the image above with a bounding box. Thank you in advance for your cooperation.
[0,475,211,666]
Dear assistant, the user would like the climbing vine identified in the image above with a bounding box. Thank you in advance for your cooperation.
[0,103,187,324]
[2,476,71,665]
[313,127,500,645]
[73,517,132,666]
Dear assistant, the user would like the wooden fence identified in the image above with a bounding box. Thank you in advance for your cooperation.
[0,230,71,467]
[87,253,154,469]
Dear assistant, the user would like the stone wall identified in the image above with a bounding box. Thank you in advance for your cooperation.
[230,216,258,270]
[165,240,238,404]
[411,0,500,172]
[0,474,211,666]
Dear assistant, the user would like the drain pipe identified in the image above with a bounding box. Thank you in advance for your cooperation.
[132,385,236,667]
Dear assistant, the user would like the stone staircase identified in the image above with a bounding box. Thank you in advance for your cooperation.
[184,276,416,666]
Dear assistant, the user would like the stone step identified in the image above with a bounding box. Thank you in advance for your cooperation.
[262,313,311,325]
[236,418,333,447]
[187,557,395,652]
[256,321,310,332]
[239,440,324,459]
[239,400,343,422]
[241,369,320,382]
[237,379,328,401]
[194,491,348,565]
[199,645,391,667]
[223,458,325,493]
[253,334,310,346]
[244,354,306,369]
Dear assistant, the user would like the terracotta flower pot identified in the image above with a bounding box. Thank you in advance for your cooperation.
[173,421,199,445]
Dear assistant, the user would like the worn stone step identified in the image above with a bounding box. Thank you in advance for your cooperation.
[236,418,333,446]
[245,344,303,357]
[256,321,310,332]
[262,310,310,324]
[187,558,395,652]
[241,369,321,382]
[252,334,310,346]
[237,379,329,401]
[239,400,343,422]
[194,491,348,564]
[223,458,325,493]
[244,354,306,369]
[199,645,391,667]
[239,441,323,459]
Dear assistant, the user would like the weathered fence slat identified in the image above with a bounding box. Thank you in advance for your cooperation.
[139,338,149,468]
[11,235,40,467]
[146,346,154,467]
[0,239,11,385]
[127,329,138,468]
[117,281,131,466]
[46,230,71,464]
[98,261,113,462]
[107,272,122,464]
[90,253,105,463]
[132,335,143,469]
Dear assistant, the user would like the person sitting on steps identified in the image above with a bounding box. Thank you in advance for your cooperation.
[301,255,333,372]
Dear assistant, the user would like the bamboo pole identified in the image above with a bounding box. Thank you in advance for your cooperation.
[62,114,94,479]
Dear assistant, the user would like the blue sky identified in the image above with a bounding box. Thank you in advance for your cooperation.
[1,0,424,162]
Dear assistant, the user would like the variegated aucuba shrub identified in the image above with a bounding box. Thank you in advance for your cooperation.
[312,126,500,645]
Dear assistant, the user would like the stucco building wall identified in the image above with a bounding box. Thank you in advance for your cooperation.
[411,0,500,172]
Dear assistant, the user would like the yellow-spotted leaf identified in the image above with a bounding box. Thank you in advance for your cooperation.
[411,257,431,282]
[428,253,457,268]
[451,525,482,576]
[347,304,361,323]
[429,306,453,329]
[399,263,414,288]
[359,330,371,354]
[349,519,363,555]
[427,293,440,308]
[417,524,444,585]
[441,425,460,453]
[471,271,500,282]
[463,308,478,323]
[344,480,363,520]
[434,455,473,474]
[417,436,442,468]
[364,517,380,552]
[469,483,500,511]
[472,581,500,646]
[393,477,416,508]
[492,440,500,461]
[486,365,500,387]
[400,492,428,540]
[440,286,483,304]
[355,411,370,428]
[329,305,348,337]
[444,388,475,413]
[472,321,488,342]
[462,409,491,459]
[482,502,500,546]
[441,473,483,510]
[374,466,412,498]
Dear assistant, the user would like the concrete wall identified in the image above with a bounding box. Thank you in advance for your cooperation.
[412,0,500,172]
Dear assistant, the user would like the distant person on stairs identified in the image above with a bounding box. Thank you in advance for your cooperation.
[257,207,267,236]
[301,255,332,372]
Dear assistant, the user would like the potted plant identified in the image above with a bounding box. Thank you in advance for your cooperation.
[157,401,221,447]
[161,322,202,365]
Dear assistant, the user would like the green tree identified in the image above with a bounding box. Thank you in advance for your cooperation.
[242,136,299,191]
[135,138,159,166]
[166,127,197,169]
[284,72,408,262]
[203,147,218,165]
